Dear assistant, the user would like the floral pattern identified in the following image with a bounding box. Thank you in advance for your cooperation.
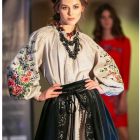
[97,46,123,84]
[7,39,40,100]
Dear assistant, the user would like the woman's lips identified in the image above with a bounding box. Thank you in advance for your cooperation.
[68,18,75,21]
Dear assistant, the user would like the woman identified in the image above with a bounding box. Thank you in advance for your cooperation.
[93,3,131,140]
[7,0,124,140]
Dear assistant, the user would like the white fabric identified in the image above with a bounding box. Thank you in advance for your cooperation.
[7,25,124,101]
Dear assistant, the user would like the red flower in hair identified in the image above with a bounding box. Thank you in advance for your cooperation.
[56,24,59,27]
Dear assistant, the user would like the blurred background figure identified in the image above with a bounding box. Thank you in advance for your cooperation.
[92,3,131,140]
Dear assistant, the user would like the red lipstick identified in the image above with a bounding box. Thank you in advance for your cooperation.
[68,18,75,21]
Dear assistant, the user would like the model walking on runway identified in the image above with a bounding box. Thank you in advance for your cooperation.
[7,0,124,139]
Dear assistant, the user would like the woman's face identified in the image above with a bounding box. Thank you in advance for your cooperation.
[57,0,85,25]
[100,10,113,30]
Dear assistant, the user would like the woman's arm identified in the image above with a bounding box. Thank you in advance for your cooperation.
[121,38,131,93]
[88,37,124,96]
[7,31,44,101]
[115,38,131,115]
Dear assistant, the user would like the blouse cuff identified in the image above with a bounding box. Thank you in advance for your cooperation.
[33,92,42,101]
[99,84,109,94]
[23,86,42,101]
[99,83,124,96]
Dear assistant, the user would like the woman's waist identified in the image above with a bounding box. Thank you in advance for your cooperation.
[54,78,89,94]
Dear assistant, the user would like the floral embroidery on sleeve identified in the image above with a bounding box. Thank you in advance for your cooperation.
[97,46,123,84]
[7,39,40,100]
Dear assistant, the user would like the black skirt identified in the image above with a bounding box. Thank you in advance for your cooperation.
[34,78,119,140]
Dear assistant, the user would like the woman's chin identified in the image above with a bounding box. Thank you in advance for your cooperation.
[64,20,78,25]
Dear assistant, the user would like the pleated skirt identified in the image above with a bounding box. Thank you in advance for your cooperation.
[34,78,119,140]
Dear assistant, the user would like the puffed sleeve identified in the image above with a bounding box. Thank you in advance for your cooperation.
[7,31,44,101]
[90,39,124,96]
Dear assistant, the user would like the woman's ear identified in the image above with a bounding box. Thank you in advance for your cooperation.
[56,8,60,13]
[81,6,85,12]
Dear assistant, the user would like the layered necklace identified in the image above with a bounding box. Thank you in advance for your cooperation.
[54,21,80,60]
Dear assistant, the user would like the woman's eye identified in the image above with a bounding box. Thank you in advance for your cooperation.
[62,7,67,10]
[74,6,79,9]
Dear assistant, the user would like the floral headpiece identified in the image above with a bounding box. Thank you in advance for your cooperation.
[51,0,87,4]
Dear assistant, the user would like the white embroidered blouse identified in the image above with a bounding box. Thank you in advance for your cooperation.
[7,24,124,101]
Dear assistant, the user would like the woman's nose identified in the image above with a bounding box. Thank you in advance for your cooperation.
[68,8,73,16]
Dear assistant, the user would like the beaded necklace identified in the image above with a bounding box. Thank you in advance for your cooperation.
[55,21,77,38]
[54,21,80,60]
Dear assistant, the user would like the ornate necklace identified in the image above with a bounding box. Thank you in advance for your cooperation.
[55,21,80,60]
[55,21,77,38]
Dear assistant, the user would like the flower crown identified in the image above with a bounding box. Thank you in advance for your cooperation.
[51,0,87,4]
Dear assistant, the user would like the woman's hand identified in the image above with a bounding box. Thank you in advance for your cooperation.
[115,90,128,115]
[37,84,63,102]
[85,79,104,94]
[115,98,127,116]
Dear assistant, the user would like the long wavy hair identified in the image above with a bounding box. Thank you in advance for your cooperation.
[47,0,88,31]
[93,3,125,43]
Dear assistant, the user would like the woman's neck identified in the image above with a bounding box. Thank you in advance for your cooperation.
[102,29,115,40]
[59,21,76,33]
[60,25,76,33]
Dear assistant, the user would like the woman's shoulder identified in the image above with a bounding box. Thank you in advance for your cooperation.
[124,36,130,44]
[117,36,130,43]
[78,32,94,42]
[78,32,100,50]
[29,25,55,40]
